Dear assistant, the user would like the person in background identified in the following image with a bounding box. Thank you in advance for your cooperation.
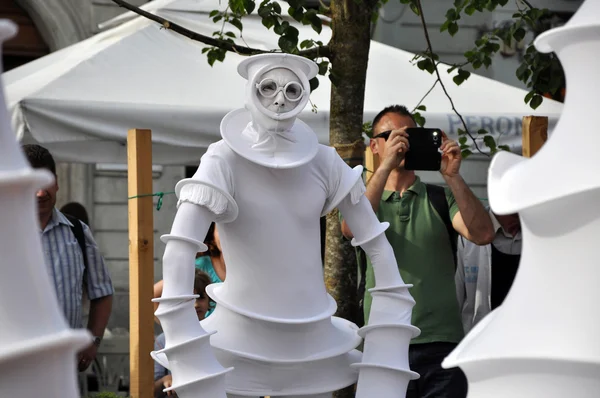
[154,270,212,398]
[341,105,494,398]
[22,144,114,373]
[154,222,225,317]
[456,210,522,334]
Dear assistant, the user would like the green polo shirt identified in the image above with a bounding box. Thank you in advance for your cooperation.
[363,176,464,344]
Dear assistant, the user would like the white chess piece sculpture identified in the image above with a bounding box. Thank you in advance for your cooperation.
[153,53,418,397]
[442,1,600,397]
[0,20,91,398]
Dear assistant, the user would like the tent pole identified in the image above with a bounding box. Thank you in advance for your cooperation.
[127,128,154,398]
[522,116,548,157]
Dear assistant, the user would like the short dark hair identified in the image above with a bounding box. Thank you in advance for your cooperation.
[372,105,416,132]
[204,222,220,258]
[60,202,90,226]
[21,144,56,175]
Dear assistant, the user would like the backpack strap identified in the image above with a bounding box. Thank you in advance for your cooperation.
[425,184,458,269]
[65,214,89,270]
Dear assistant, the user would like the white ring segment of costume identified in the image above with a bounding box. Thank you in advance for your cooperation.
[443,1,600,397]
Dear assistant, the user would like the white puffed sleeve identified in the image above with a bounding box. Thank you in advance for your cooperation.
[175,142,239,223]
[321,147,365,216]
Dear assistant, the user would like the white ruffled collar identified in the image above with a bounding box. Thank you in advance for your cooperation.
[220,108,319,169]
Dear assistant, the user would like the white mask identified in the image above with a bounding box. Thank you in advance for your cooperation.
[255,68,304,115]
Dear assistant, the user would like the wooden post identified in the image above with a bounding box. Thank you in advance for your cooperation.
[522,116,548,157]
[364,144,379,183]
[127,129,154,398]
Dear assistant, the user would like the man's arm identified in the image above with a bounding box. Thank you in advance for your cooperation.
[87,295,112,339]
[341,128,408,239]
[445,174,494,245]
[439,134,494,245]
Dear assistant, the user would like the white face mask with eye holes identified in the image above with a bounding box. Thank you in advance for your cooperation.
[255,71,305,115]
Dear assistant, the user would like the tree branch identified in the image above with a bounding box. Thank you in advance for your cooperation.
[415,0,486,156]
[411,78,438,113]
[110,0,330,59]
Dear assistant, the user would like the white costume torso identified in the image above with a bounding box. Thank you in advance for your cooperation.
[176,119,364,395]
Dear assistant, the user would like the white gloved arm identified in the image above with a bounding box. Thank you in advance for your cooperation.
[160,203,215,298]
[338,194,408,291]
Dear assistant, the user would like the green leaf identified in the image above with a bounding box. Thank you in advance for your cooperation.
[229,0,246,14]
[262,15,277,29]
[278,34,298,53]
[307,14,322,33]
[465,5,476,15]
[417,58,435,74]
[409,2,420,15]
[416,105,427,111]
[524,90,534,104]
[318,60,329,75]
[498,145,511,152]
[209,10,219,17]
[530,94,543,109]
[225,31,236,38]
[201,47,210,54]
[458,136,467,145]
[457,128,465,135]
[274,20,289,35]
[229,18,243,31]
[309,76,319,92]
[288,6,304,21]
[243,0,256,14]
[453,68,471,86]
[445,8,457,20]
[448,22,459,36]
[513,27,526,42]
[212,15,223,23]
[516,62,528,79]
[413,113,426,127]
[461,149,473,159]
[300,39,313,49]
[477,129,488,135]
[272,1,282,14]
[440,20,450,32]
[483,135,497,150]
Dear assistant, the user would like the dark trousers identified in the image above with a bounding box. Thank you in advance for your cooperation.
[406,342,468,398]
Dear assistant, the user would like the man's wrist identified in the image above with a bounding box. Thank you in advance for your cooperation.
[442,173,463,185]
[92,336,102,347]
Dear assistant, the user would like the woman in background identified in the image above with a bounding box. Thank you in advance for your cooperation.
[153,223,225,317]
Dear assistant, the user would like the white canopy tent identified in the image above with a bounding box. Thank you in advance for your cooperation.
[4,0,563,165]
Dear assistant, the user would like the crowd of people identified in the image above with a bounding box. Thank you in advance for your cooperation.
[24,102,523,398]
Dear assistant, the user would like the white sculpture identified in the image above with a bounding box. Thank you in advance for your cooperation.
[153,53,419,397]
[0,20,91,398]
[443,1,600,397]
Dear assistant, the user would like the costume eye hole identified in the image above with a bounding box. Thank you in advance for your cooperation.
[259,80,277,97]
[286,85,300,99]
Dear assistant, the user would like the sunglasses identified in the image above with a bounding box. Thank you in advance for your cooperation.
[373,130,392,140]
[256,78,304,102]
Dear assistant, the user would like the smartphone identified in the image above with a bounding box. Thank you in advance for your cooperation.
[404,127,443,171]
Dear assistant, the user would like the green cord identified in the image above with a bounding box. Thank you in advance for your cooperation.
[128,191,175,211]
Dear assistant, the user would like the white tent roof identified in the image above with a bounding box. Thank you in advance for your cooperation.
[3,0,563,164]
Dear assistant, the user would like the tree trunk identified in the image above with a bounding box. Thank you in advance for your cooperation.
[324,0,373,396]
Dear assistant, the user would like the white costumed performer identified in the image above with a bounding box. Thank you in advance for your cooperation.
[153,53,419,398]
